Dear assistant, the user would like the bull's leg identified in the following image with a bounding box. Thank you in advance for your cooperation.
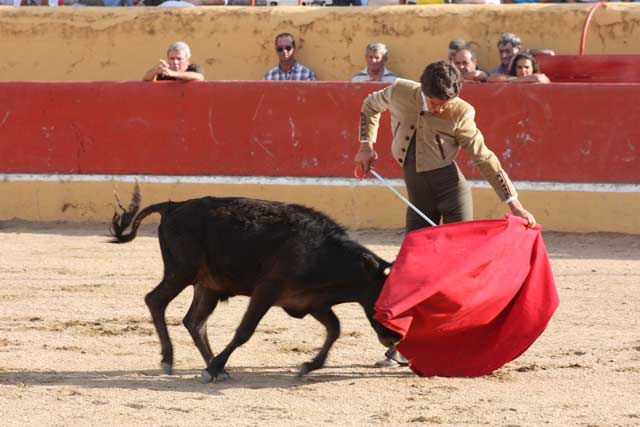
[145,278,189,375]
[183,285,219,365]
[148,225,201,374]
[201,285,277,383]
[299,308,340,377]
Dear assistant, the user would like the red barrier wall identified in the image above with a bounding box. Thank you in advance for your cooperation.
[536,55,640,83]
[1,81,638,183]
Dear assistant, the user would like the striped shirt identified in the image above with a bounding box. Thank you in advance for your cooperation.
[262,62,317,81]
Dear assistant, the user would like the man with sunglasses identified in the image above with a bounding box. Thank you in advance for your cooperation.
[354,61,536,368]
[263,33,317,81]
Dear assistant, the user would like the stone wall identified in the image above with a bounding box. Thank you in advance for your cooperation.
[0,4,638,82]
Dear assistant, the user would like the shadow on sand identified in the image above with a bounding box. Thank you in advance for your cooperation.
[0,364,416,394]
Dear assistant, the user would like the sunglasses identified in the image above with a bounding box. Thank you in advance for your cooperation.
[276,45,293,52]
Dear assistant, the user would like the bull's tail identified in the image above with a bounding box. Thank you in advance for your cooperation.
[109,183,177,244]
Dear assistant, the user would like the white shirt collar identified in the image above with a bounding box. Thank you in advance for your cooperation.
[421,92,429,112]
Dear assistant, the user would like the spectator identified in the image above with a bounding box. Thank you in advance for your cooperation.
[491,52,550,84]
[351,43,398,83]
[452,48,488,83]
[488,32,554,78]
[447,39,469,62]
[263,33,317,81]
[143,42,204,82]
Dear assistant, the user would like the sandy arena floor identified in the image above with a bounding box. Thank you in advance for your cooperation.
[0,220,638,427]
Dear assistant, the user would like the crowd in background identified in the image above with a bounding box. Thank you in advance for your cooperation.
[145,32,552,84]
[0,0,633,7]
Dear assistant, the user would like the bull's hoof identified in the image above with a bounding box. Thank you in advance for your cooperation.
[201,369,213,384]
[298,362,314,377]
[161,362,173,375]
[200,369,230,384]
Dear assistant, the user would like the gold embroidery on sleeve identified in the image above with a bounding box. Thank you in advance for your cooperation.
[359,112,367,141]
[496,170,513,199]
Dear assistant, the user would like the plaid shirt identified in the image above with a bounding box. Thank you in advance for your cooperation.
[262,62,317,81]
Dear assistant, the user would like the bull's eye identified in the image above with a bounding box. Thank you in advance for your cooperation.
[383,267,391,276]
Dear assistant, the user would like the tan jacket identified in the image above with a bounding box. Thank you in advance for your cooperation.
[360,79,517,202]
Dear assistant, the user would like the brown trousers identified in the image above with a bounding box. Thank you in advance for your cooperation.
[402,136,473,233]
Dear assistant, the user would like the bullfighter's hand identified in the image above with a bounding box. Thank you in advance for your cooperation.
[354,141,378,174]
[508,199,537,228]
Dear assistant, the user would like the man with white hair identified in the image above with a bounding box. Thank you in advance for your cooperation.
[143,41,204,82]
[351,42,398,83]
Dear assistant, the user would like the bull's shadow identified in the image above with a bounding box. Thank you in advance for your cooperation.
[0,365,415,394]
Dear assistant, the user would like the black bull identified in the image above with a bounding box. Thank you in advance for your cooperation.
[110,186,400,382]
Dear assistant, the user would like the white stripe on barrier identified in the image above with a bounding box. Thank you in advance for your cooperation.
[1,173,638,193]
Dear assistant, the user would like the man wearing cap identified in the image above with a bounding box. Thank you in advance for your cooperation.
[354,61,536,367]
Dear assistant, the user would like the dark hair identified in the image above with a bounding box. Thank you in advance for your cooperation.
[508,52,539,76]
[497,32,522,49]
[448,39,469,56]
[420,61,462,100]
[275,32,296,48]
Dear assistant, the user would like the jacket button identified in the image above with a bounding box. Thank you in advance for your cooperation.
[398,158,403,163]
[405,136,410,141]
[410,125,415,130]
[419,111,425,116]
[401,148,406,152]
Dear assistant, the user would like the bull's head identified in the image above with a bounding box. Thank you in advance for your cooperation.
[359,252,402,348]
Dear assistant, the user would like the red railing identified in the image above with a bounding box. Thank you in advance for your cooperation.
[580,2,607,55]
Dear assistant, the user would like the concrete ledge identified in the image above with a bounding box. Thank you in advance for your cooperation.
[1,178,637,234]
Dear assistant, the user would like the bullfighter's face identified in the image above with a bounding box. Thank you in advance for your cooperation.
[425,96,450,116]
